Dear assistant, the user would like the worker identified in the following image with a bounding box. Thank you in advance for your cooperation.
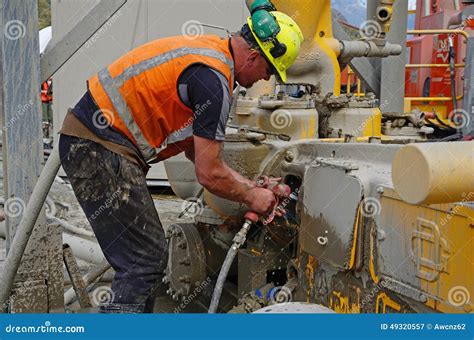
[58,7,303,313]
[41,78,53,137]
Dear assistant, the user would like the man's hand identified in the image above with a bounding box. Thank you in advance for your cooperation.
[244,187,277,215]
[193,135,279,211]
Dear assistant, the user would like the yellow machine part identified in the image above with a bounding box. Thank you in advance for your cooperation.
[380,190,474,313]
[362,108,383,137]
[329,289,361,313]
[376,293,401,313]
[392,142,474,205]
[272,0,341,95]
[404,100,449,119]
[297,113,319,139]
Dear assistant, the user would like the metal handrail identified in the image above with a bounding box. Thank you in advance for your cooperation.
[407,29,469,40]
[346,30,470,100]
[405,95,464,102]
[346,67,364,97]
[405,29,469,103]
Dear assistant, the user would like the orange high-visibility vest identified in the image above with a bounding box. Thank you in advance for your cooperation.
[88,35,234,162]
[41,80,53,103]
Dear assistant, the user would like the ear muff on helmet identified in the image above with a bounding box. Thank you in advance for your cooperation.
[241,23,286,59]
[245,11,304,83]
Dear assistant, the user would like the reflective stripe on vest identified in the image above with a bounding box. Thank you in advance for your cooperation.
[97,47,234,161]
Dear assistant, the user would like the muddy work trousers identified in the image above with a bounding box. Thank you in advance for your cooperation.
[59,135,168,312]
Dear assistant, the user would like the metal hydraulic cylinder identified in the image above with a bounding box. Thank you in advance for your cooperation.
[392,142,474,205]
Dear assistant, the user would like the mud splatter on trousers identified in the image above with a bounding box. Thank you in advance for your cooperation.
[59,135,168,312]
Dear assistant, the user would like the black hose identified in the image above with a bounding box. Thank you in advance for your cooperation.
[432,111,454,129]
[424,118,454,131]
[448,37,461,135]
[439,133,463,142]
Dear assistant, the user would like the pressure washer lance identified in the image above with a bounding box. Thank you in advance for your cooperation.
[208,176,291,313]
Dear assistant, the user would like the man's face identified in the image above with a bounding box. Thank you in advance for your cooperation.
[236,49,274,88]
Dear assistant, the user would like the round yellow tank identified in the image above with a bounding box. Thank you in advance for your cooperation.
[392,142,474,205]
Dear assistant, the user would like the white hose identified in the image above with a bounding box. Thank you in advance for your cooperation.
[62,233,105,265]
[48,216,95,238]
[0,220,105,265]
[0,146,61,311]
[45,196,57,217]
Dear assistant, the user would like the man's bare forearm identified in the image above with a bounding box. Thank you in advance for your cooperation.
[193,135,277,214]
[200,161,255,204]
[193,135,258,205]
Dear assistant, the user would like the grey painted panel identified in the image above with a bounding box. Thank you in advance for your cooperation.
[377,200,419,286]
[300,166,362,269]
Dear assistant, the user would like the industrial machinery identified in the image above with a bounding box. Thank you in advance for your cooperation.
[163,0,474,314]
[0,0,472,315]
[405,0,473,137]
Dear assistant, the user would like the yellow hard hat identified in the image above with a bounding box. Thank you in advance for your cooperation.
[247,11,304,83]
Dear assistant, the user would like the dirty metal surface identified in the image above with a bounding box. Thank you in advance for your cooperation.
[300,165,362,270]
[165,223,207,301]
[237,248,290,298]
[378,190,474,313]
[63,244,92,308]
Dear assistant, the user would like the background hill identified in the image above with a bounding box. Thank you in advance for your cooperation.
[38,0,51,29]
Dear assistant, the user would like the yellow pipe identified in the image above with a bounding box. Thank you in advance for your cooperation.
[369,227,379,284]
[377,3,394,34]
[319,136,393,143]
[347,72,351,95]
[406,64,465,68]
[273,0,341,95]
[319,137,370,143]
[348,205,361,270]
[392,142,474,205]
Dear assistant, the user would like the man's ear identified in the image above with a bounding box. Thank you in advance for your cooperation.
[248,50,260,63]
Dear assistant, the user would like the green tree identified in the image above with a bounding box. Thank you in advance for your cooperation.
[38,0,51,30]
